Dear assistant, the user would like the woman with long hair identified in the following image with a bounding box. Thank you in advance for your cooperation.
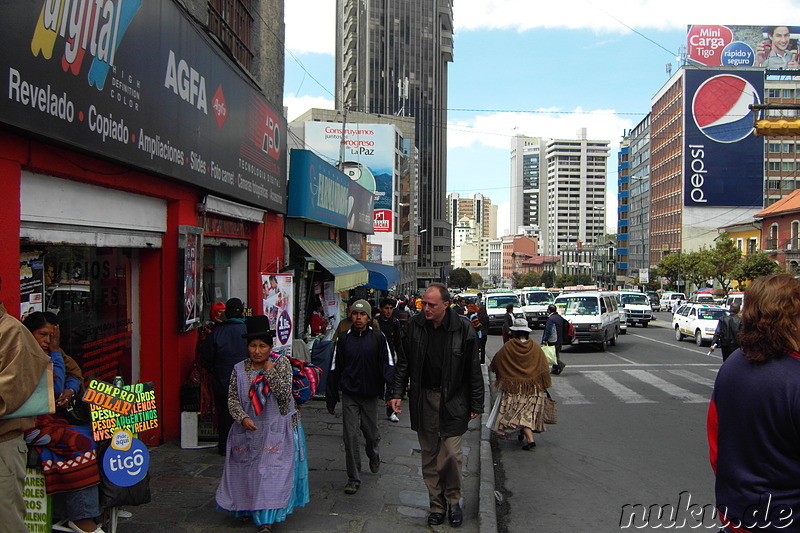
[708,274,800,531]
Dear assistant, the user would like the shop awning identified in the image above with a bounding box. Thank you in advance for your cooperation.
[289,236,368,292]
[358,261,401,291]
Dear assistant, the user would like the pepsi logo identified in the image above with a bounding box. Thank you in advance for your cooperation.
[692,74,760,143]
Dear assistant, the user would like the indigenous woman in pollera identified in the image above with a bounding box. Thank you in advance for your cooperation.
[215,315,309,533]
[489,318,552,451]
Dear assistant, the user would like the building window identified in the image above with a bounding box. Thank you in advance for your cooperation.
[208,0,254,70]
[748,238,758,254]
[768,88,781,98]
[783,89,794,98]
[768,142,781,153]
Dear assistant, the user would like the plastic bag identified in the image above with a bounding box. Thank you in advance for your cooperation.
[541,345,558,366]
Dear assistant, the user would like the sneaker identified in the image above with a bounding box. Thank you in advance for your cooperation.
[344,480,360,494]
[369,454,380,473]
[389,413,400,423]
[116,510,133,519]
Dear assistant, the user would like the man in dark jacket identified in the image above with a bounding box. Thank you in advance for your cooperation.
[377,298,403,422]
[542,304,567,375]
[710,304,742,361]
[326,299,394,495]
[200,297,248,455]
[389,283,484,528]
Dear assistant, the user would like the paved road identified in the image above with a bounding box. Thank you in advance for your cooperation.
[488,311,722,531]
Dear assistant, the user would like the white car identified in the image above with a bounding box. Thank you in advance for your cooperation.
[518,290,554,328]
[484,292,524,332]
[672,304,727,346]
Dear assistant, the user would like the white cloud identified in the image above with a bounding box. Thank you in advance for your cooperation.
[284,94,336,121]
[284,1,335,54]
[448,108,633,151]
[453,0,800,33]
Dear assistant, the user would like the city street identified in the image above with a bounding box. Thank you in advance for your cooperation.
[487,311,721,531]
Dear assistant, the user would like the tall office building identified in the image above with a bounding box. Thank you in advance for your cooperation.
[543,129,609,256]
[446,193,496,264]
[510,135,546,233]
[617,115,651,284]
[335,0,454,288]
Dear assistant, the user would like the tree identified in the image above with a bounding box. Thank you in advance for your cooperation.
[656,252,684,289]
[448,268,471,290]
[540,270,555,288]
[681,250,715,294]
[576,273,593,285]
[515,271,541,288]
[555,274,574,288]
[706,234,742,295]
[470,273,484,289]
[730,252,781,291]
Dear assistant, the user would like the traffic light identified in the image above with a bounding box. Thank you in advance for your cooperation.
[754,119,800,136]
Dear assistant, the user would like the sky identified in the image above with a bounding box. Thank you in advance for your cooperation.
[283,0,800,235]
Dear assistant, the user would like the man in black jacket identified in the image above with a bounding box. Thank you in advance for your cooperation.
[326,299,394,495]
[710,304,742,361]
[389,283,484,528]
[200,297,248,455]
[542,304,567,375]
[377,298,403,422]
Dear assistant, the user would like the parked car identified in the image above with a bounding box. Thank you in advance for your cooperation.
[615,291,653,328]
[672,303,727,346]
[553,291,620,351]
[485,292,524,332]
[517,289,554,328]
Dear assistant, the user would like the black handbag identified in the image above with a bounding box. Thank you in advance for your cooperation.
[96,441,152,508]
[62,399,93,426]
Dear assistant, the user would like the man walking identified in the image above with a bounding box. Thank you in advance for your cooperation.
[377,298,402,422]
[200,297,248,455]
[390,283,484,528]
[542,304,567,375]
[709,303,742,361]
[326,300,394,495]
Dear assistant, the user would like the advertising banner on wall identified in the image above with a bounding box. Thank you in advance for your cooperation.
[0,0,286,211]
[687,25,800,69]
[287,150,373,233]
[684,69,764,207]
[261,273,294,356]
[303,123,397,261]
[20,248,45,319]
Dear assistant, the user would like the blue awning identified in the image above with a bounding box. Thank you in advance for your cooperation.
[358,261,401,291]
[289,236,368,292]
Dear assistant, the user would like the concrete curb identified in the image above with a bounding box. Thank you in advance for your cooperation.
[479,364,498,533]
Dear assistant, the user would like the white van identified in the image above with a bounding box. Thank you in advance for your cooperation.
[725,293,744,311]
[659,292,686,311]
[615,291,653,328]
[518,289,554,328]
[484,292,524,332]
[553,291,621,351]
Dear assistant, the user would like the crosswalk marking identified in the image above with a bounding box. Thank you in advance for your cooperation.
[550,380,590,405]
[666,369,716,388]
[583,372,656,404]
[623,370,708,403]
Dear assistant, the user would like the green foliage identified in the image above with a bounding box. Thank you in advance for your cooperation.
[470,273,484,289]
[730,252,781,290]
[514,271,541,288]
[448,268,472,290]
[540,270,555,288]
[555,274,574,288]
[706,234,741,295]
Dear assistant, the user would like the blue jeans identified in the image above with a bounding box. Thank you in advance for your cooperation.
[54,485,101,521]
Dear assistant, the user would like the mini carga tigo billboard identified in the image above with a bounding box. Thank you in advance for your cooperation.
[687,25,800,70]
[683,69,763,207]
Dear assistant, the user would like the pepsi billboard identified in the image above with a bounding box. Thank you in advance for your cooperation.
[684,69,763,207]
[687,25,800,70]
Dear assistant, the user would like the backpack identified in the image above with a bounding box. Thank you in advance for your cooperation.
[563,320,575,345]
[287,356,323,405]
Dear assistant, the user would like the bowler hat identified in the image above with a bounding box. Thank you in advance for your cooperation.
[226,297,244,318]
[242,315,274,341]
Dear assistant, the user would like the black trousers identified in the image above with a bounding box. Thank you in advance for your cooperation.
[214,393,233,456]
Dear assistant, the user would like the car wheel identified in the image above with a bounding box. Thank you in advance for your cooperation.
[608,330,617,346]
[695,330,705,346]
[675,326,684,341]
[598,332,607,351]
[642,321,649,328]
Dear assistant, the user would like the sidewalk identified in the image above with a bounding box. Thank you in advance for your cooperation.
[115,369,496,533]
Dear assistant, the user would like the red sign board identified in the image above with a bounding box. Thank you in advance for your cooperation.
[374,210,392,232]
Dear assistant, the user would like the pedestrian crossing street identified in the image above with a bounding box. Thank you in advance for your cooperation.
[550,365,719,405]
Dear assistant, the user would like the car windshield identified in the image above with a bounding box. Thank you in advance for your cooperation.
[487,296,519,308]
[525,293,552,304]
[556,296,599,315]
[697,309,726,320]
[621,294,649,305]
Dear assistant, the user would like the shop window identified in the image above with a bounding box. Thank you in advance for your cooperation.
[22,246,133,383]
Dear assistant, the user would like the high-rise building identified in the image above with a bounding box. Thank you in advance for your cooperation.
[617,114,651,285]
[510,135,546,233]
[543,129,609,256]
[446,193,495,264]
[335,0,453,288]
[763,79,800,205]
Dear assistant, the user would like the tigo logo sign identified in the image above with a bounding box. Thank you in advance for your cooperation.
[692,74,760,143]
[103,432,149,487]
